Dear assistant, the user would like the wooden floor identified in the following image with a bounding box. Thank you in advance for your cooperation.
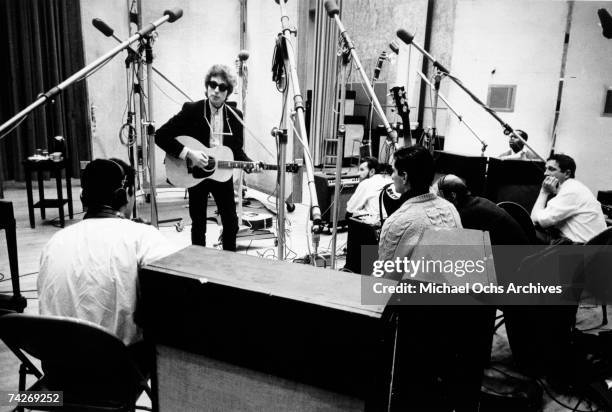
[0,181,348,410]
[0,181,609,411]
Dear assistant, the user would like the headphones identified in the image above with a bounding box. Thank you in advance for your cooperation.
[108,159,131,210]
[81,159,131,213]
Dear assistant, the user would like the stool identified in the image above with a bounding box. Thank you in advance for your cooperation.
[0,201,27,312]
[23,158,73,228]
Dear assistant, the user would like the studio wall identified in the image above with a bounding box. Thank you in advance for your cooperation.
[442,0,567,159]
[556,1,612,192]
[79,0,612,195]
[80,0,131,162]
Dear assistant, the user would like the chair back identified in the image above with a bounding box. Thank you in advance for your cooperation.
[597,190,612,205]
[497,201,538,244]
[379,183,403,224]
[598,190,612,218]
[581,227,612,303]
[0,313,147,407]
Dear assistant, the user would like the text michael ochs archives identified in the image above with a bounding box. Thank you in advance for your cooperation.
[372,282,562,295]
[370,257,563,295]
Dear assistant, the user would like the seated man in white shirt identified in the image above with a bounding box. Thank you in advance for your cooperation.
[345,157,391,224]
[38,158,179,368]
[498,129,540,160]
[531,154,606,244]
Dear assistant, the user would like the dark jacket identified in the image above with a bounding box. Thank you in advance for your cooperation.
[456,196,528,245]
[456,195,530,286]
[155,99,251,162]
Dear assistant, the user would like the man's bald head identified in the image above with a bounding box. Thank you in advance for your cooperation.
[437,174,469,204]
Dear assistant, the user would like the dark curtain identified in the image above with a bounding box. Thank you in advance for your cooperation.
[0,0,91,182]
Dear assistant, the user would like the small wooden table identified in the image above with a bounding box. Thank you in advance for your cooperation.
[23,158,73,228]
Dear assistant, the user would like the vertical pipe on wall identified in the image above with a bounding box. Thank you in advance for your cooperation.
[240,0,247,50]
[416,0,435,133]
[549,0,574,156]
[292,0,313,202]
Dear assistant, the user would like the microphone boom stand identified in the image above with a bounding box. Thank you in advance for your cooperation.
[324,0,398,268]
[272,126,288,260]
[428,70,441,154]
[275,0,323,262]
[93,13,187,227]
[397,29,542,162]
[325,1,397,159]
[330,52,350,269]
[416,70,487,155]
[0,9,182,138]
[142,35,159,227]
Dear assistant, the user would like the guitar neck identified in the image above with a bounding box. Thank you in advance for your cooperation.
[217,160,278,171]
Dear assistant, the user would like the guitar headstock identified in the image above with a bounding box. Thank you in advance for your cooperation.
[390,86,409,116]
[286,163,300,173]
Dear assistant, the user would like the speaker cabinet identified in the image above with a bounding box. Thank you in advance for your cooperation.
[314,173,359,225]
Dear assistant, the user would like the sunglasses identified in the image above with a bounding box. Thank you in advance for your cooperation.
[207,80,229,92]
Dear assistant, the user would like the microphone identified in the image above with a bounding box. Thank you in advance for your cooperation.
[92,18,114,37]
[397,28,449,73]
[373,51,387,81]
[389,40,400,55]
[238,50,250,62]
[164,8,183,23]
[396,29,414,46]
[324,0,340,17]
[236,50,249,77]
[598,8,612,39]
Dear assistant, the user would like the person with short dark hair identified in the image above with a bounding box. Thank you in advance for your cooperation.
[345,156,391,221]
[531,153,606,243]
[378,146,462,263]
[498,129,540,160]
[437,174,528,246]
[156,64,260,251]
[38,158,178,346]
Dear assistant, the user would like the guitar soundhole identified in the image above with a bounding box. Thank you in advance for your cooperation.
[203,157,216,172]
[191,157,216,178]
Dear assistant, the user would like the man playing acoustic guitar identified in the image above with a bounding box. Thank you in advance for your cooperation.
[156,64,260,251]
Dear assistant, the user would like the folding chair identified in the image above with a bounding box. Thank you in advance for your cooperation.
[0,313,155,411]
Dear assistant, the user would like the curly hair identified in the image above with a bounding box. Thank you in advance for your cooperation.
[204,64,237,96]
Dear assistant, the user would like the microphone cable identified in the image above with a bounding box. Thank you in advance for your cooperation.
[272,34,287,92]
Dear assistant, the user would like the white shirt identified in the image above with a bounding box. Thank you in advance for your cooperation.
[209,101,224,148]
[531,178,607,243]
[178,100,226,159]
[38,218,179,345]
[346,174,392,222]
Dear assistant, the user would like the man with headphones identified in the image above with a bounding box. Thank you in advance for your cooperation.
[38,158,178,350]
[156,64,261,251]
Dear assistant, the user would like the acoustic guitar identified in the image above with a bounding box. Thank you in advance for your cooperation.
[164,136,299,188]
